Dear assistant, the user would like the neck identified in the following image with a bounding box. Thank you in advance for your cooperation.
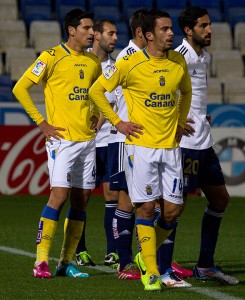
[91,44,108,62]
[132,37,145,50]
[66,40,85,53]
[146,45,168,58]
[186,39,203,56]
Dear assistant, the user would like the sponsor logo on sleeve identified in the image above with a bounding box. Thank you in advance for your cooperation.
[104,65,117,79]
[31,60,46,76]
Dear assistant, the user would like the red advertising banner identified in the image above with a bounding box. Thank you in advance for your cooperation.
[0,126,50,195]
[0,126,103,195]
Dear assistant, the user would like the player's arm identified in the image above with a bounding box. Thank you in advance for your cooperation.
[13,76,65,142]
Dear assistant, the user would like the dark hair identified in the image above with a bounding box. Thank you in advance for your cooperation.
[129,8,151,38]
[178,6,209,36]
[63,8,94,37]
[141,10,171,40]
[93,19,116,34]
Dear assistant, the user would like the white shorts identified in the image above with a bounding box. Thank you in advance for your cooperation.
[124,145,183,204]
[46,138,96,189]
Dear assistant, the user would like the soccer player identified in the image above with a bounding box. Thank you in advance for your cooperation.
[108,8,149,281]
[89,10,192,291]
[75,19,119,268]
[13,8,102,278]
[157,6,239,285]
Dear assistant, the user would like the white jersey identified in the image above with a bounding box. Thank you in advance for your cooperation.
[175,39,213,149]
[87,48,116,147]
[108,40,141,144]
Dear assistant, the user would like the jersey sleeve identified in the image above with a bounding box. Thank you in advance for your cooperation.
[12,76,45,124]
[24,50,54,84]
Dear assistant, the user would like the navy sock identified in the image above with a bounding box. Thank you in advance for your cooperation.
[104,200,117,254]
[157,219,178,274]
[113,209,135,271]
[198,206,224,268]
[76,219,87,254]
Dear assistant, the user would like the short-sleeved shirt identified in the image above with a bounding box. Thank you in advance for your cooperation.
[175,39,213,149]
[24,43,102,142]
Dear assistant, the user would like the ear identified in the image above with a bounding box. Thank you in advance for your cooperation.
[184,26,192,37]
[93,31,100,41]
[136,27,143,38]
[68,26,75,37]
[146,31,154,41]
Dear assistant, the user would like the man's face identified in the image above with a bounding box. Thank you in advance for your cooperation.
[98,23,118,54]
[72,18,94,48]
[192,14,212,48]
[152,17,174,51]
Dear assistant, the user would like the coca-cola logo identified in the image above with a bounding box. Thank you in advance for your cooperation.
[0,126,50,195]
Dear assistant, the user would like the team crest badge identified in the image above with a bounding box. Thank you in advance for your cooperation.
[145,184,152,195]
[79,69,84,79]
[159,76,165,86]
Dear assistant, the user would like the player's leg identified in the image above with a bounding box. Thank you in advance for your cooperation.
[102,146,118,263]
[127,145,162,290]
[194,147,238,285]
[115,189,140,279]
[109,142,138,276]
[103,181,118,265]
[157,147,192,287]
[75,146,109,267]
[157,147,198,280]
[33,187,68,278]
[33,138,72,278]
[55,139,95,278]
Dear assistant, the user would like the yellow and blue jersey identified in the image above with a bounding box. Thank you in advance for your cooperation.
[24,43,102,142]
[98,48,192,148]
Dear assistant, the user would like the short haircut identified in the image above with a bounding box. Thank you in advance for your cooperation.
[93,19,116,33]
[129,8,151,38]
[141,10,170,39]
[178,6,209,36]
[63,8,94,37]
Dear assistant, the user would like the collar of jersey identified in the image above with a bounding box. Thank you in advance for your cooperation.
[61,43,84,56]
[143,48,167,61]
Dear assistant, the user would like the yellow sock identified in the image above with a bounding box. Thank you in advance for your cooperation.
[155,221,173,250]
[59,218,84,263]
[36,217,57,264]
[136,224,159,277]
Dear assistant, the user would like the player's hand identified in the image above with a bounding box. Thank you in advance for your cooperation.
[115,121,143,142]
[175,125,185,143]
[38,120,66,144]
[90,116,99,133]
[183,117,195,137]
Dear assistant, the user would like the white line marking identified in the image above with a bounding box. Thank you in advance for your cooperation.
[190,287,243,300]
[0,246,117,273]
[0,246,242,299]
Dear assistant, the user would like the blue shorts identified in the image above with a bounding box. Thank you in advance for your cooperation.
[181,147,225,193]
[95,146,110,188]
[108,142,128,191]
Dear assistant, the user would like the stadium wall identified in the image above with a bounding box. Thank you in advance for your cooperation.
[0,103,245,196]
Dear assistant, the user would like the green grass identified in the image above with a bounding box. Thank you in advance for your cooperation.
[0,194,244,299]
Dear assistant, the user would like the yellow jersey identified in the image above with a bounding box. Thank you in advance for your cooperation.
[24,43,102,142]
[98,48,192,148]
